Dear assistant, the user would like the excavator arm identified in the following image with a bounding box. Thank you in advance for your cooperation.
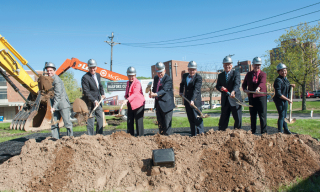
[56,57,128,81]
[0,35,39,95]
[0,35,58,131]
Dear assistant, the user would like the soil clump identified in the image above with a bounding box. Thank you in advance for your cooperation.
[0,129,319,191]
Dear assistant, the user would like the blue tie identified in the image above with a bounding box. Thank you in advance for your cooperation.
[226,73,228,83]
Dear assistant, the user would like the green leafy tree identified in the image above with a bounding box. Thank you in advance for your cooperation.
[60,71,82,103]
[136,76,151,80]
[264,22,320,110]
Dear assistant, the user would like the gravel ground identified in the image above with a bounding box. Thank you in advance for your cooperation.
[0,125,279,165]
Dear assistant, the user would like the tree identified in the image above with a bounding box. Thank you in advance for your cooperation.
[136,76,151,80]
[60,71,82,103]
[264,22,320,110]
[198,65,220,109]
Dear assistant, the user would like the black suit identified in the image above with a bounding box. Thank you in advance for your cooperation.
[152,74,175,135]
[81,72,105,135]
[179,73,204,136]
[216,70,242,130]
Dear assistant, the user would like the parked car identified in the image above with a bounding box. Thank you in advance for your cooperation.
[212,104,221,109]
[312,90,320,98]
[301,91,314,98]
[202,104,210,109]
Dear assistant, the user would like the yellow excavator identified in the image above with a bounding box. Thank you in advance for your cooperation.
[0,35,58,131]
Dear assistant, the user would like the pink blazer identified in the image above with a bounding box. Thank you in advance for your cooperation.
[125,78,145,110]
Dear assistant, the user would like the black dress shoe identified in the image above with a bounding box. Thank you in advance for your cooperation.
[284,130,292,134]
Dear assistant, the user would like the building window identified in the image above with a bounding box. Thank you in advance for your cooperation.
[0,76,6,86]
[0,89,7,99]
[169,62,172,77]
[175,97,182,105]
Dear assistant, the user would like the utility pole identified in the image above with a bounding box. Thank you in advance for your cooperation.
[105,32,120,71]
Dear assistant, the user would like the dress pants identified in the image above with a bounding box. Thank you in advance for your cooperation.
[127,103,144,136]
[51,107,73,139]
[275,101,290,133]
[156,103,173,135]
[185,103,204,136]
[249,96,267,134]
[218,99,242,131]
[87,105,104,135]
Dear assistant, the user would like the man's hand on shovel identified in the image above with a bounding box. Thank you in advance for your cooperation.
[88,98,104,119]
[49,108,60,126]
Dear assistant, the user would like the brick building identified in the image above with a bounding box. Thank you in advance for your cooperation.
[234,60,252,73]
[0,70,42,120]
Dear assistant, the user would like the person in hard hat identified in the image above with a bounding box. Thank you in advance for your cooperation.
[179,61,204,136]
[81,59,106,135]
[122,66,145,136]
[44,62,73,139]
[242,57,267,134]
[273,63,295,134]
[216,56,242,131]
[150,62,175,135]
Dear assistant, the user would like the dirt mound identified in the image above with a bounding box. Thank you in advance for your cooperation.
[0,129,319,191]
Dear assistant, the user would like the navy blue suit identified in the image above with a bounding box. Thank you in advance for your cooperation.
[273,75,291,133]
[179,73,204,136]
[152,74,175,135]
[216,70,242,130]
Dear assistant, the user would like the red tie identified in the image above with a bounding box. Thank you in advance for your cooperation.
[156,79,161,92]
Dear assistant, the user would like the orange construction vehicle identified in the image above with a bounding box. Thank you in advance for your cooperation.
[56,58,128,81]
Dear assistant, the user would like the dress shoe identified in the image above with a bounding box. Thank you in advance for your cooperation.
[284,130,292,134]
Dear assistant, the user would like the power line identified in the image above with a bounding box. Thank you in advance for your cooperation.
[122,10,320,47]
[121,19,320,48]
[122,2,320,45]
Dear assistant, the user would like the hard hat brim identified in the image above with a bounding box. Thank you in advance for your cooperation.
[156,69,165,72]
[127,73,136,75]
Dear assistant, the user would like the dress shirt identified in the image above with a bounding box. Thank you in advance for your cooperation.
[187,75,193,86]
[92,73,99,89]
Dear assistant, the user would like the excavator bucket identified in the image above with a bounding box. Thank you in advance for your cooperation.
[10,76,63,131]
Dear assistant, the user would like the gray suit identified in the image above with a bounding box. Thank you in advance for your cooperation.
[50,74,73,139]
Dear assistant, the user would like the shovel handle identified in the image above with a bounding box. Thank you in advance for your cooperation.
[89,98,104,117]
[181,95,206,118]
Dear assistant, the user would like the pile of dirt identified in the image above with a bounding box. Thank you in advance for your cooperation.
[0,129,319,191]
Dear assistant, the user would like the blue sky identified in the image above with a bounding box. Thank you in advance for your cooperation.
[1,0,320,84]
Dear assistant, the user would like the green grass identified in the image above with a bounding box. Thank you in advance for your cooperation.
[277,175,320,192]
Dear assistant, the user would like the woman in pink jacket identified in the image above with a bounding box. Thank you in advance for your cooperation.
[123,66,145,136]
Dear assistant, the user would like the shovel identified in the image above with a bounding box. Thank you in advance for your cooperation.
[181,95,209,118]
[246,91,275,99]
[49,109,61,126]
[221,87,253,107]
[114,102,125,118]
[284,86,296,124]
[145,81,152,93]
[88,98,104,119]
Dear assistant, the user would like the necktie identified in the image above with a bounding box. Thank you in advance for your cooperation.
[93,74,99,88]
[156,79,161,92]
[226,72,228,83]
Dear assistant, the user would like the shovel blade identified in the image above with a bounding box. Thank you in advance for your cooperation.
[284,118,296,124]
